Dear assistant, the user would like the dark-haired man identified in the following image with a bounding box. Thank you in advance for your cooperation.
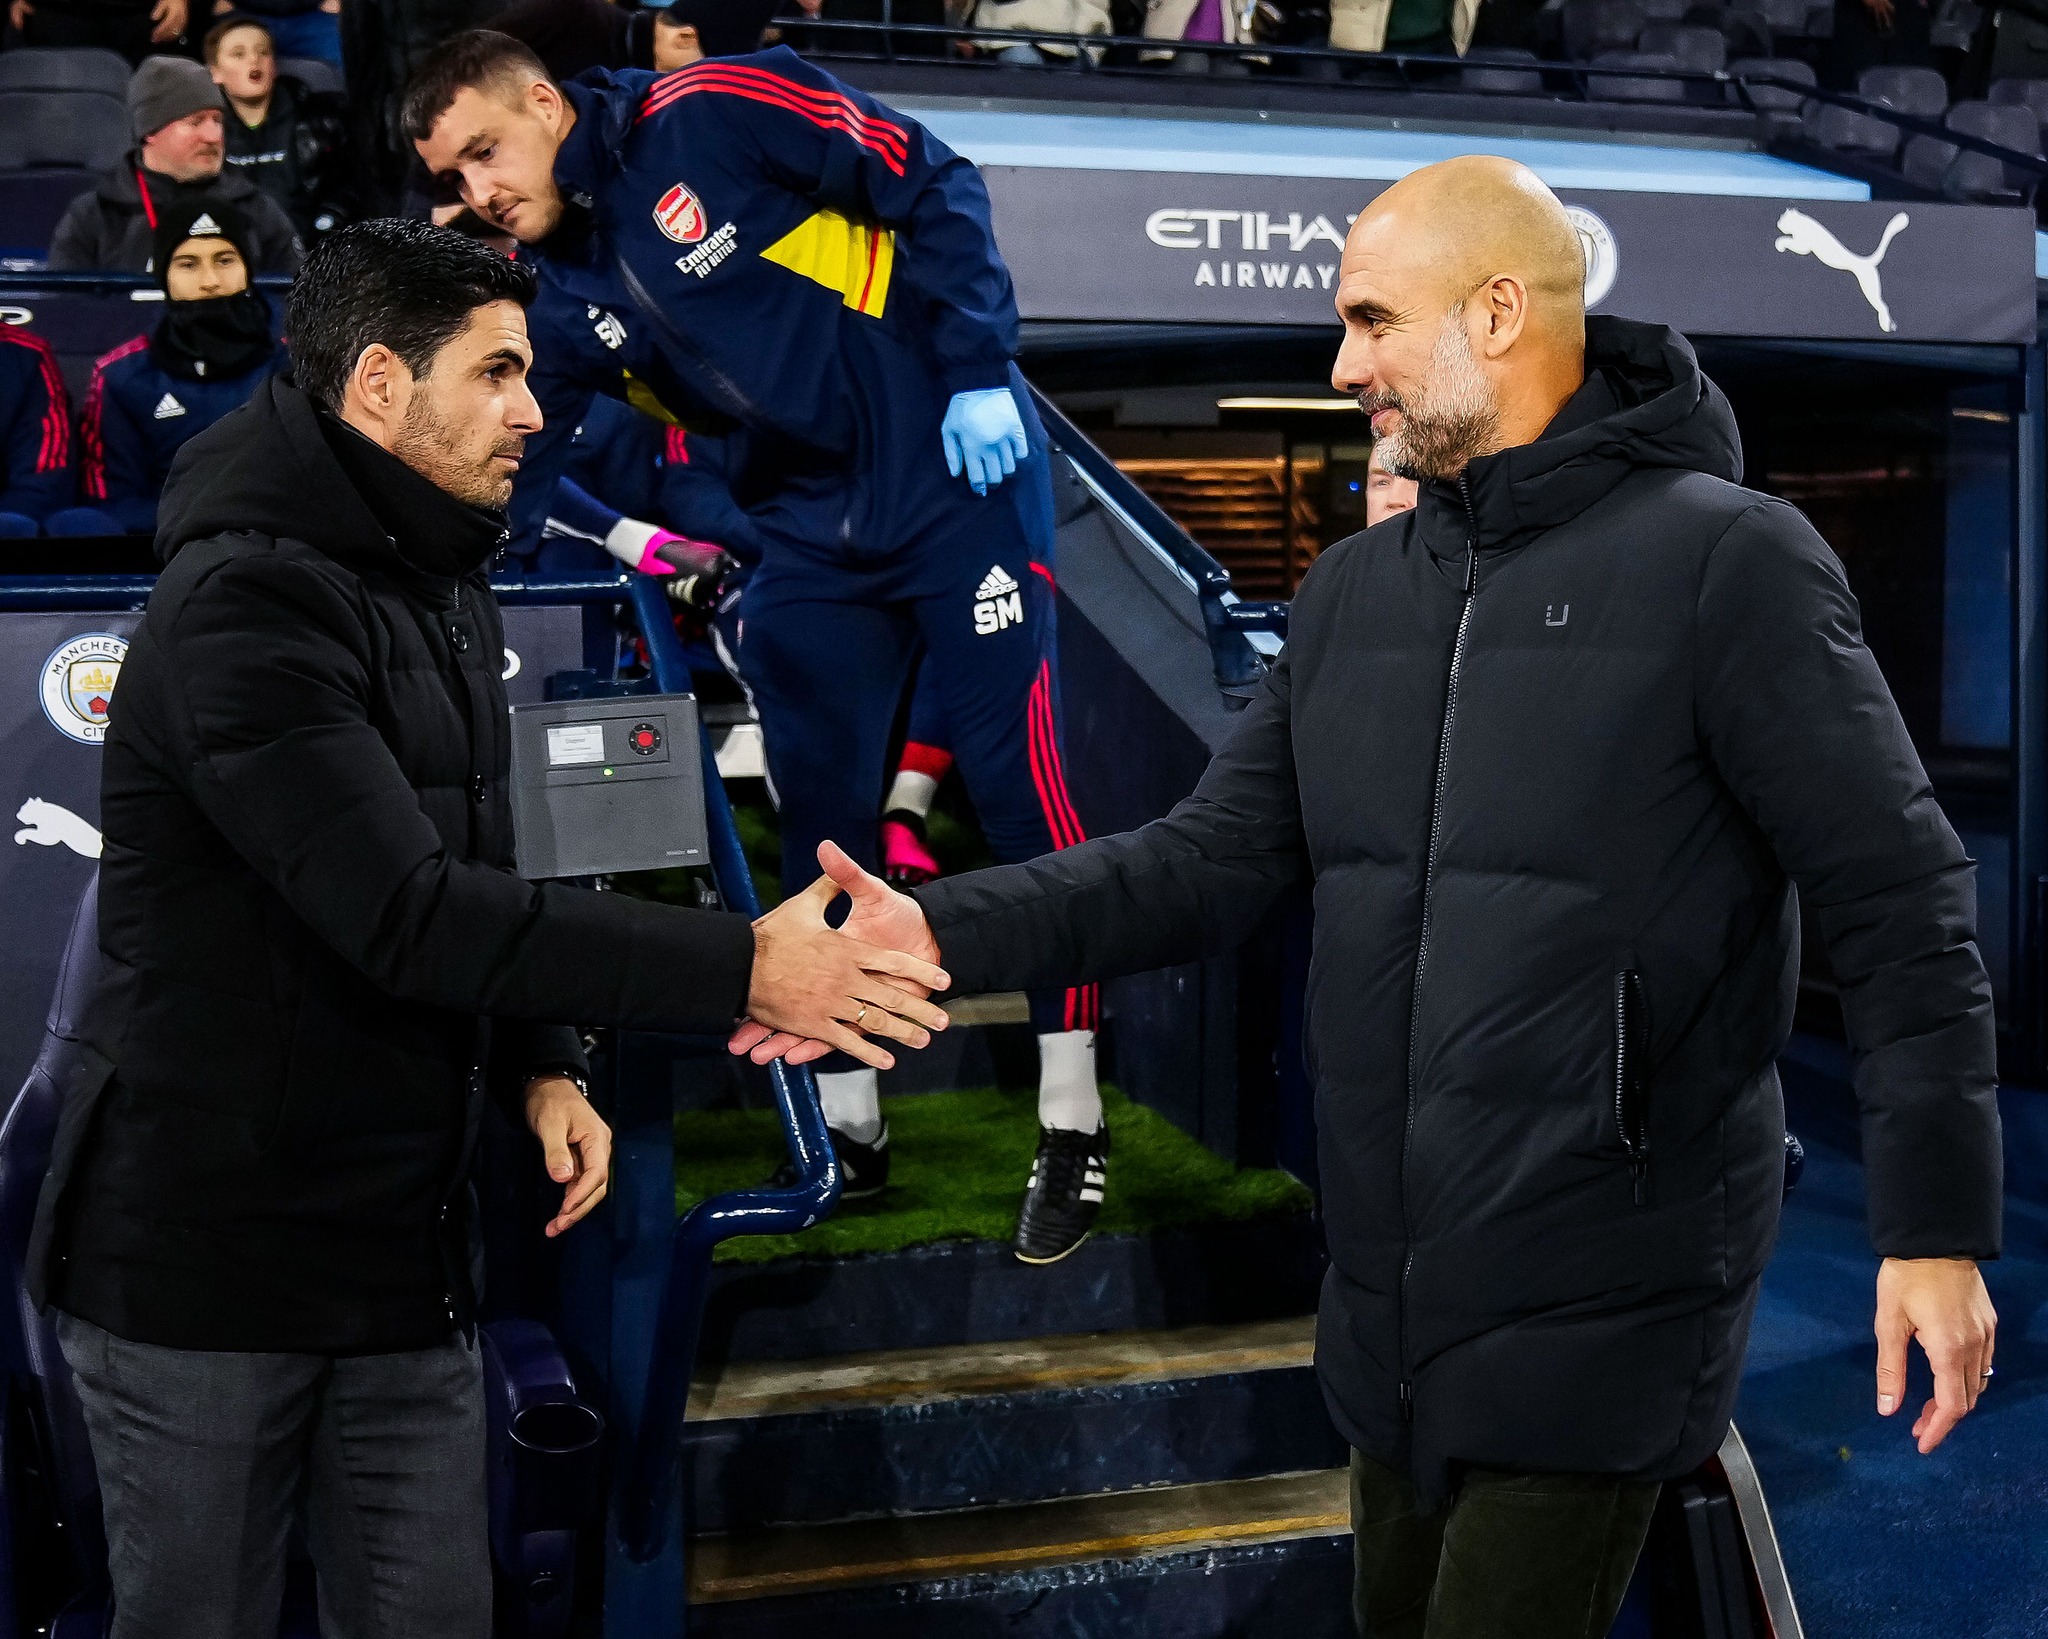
[33,218,949,1638]
[406,31,1111,1262]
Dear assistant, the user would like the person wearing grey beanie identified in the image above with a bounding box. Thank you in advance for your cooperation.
[48,55,305,274]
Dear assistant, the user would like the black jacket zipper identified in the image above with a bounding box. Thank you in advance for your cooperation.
[1400,478,1480,1423]
[1615,969,1651,1207]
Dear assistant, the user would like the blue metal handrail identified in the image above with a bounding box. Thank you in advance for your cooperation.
[602,576,841,1638]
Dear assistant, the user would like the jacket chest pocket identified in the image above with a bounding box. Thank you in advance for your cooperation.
[1614,968,1651,1207]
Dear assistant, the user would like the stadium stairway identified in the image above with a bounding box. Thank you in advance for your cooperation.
[677,1212,1352,1638]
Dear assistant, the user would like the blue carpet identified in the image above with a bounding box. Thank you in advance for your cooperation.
[1737,1037,2048,1638]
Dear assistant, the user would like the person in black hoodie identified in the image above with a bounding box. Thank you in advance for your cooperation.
[32,218,949,1637]
[733,157,2003,1638]
[208,15,356,239]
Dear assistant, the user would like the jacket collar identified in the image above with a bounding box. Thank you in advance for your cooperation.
[1409,317,1743,565]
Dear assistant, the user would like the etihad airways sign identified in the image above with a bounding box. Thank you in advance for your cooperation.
[979,166,2033,345]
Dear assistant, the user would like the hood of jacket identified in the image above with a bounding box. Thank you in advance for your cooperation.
[154,373,509,581]
[1410,316,1743,561]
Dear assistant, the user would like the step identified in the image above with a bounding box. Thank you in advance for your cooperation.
[686,1469,1355,1639]
[700,1214,1327,1363]
[683,1318,1344,1533]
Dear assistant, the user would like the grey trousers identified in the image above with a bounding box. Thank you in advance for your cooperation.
[56,1312,491,1639]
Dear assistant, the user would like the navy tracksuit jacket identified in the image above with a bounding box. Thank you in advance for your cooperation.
[61,336,284,535]
[0,325,74,532]
[519,51,1095,1034]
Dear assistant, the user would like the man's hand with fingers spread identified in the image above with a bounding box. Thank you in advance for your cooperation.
[733,841,945,1065]
[525,1076,612,1238]
[744,841,951,1070]
[1875,1256,1997,1453]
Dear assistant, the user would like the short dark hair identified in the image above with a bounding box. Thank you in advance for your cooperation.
[402,29,554,146]
[202,14,270,64]
[286,218,537,411]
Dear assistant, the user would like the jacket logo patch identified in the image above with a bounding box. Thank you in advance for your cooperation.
[152,392,185,420]
[1545,603,1570,627]
[675,221,740,280]
[653,182,707,244]
[974,565,1023,635]
[587,305,627,350]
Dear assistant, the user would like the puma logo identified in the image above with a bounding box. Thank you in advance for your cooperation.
[13,797,101,859]
[1774,209,1910,334]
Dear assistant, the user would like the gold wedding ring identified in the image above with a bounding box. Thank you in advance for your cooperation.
[854,1001,870,1029]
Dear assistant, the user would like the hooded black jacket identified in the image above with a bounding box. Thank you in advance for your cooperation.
[915,318,2001,1497]
[30,375,757,1354]
[47,155,304,275]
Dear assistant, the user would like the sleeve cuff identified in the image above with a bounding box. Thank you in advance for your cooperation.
[940,360,1015,397]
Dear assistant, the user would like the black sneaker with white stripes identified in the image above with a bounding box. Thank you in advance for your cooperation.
[1014,1122,1110,1265]
[769,1122,890,1201]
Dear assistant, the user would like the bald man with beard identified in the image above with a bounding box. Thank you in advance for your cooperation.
[734,156,2004,1636]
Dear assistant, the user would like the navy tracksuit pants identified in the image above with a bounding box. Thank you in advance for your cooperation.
[739,433,1098,1041]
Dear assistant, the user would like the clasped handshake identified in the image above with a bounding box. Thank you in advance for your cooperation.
[728,841,949,1069]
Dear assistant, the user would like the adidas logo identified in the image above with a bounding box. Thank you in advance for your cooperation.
[152,393,185,420]
[187,212,222,236]
[975,565,1018,601]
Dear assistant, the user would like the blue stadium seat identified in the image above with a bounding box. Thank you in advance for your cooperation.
[0,47,130,97]
[1639,22,1727,69]
[1807,96,1904,158]
[1587,48,1690,98]
[1729,53,1815,109]
[1457,45,1546,91]
[278,55,343,95]
[0,90,130,265]
[1561,0,1648,59]
[1943,98,2042,196]
[1857,62,1949,118]
[1901,129,1959,188]
[1988,73,2048,139]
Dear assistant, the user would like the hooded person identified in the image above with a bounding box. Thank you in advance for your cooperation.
[48,200,287,537]
[48,55,305,274]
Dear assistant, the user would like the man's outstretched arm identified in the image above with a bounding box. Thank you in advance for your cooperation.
[735,651,1309,1062]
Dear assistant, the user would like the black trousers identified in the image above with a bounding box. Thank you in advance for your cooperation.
[1350,1450,1660,1639]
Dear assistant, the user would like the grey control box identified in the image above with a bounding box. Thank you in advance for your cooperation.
[509,695,708,879]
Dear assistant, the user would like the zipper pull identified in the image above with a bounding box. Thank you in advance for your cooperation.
[1463,547,1476,596]
[1632,1156,1651,1209]
[1399,1380,1414,1423]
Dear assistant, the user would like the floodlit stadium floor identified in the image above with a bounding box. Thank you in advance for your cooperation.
[1742,1037,2048,1639]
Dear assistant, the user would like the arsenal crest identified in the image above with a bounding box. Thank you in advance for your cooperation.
[653,183,707,245]
[39,632,127,746]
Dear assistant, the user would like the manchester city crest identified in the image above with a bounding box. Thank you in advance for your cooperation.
[39,632,127,745]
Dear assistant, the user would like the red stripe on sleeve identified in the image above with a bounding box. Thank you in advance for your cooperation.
[642,62,911,160]
[636,68,910,173]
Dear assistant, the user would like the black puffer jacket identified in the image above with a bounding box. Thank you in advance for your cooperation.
[46,157,304,274]
[918,318,2001,1498]
[31,375,757,1354]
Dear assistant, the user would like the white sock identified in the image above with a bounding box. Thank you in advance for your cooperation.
[817,1068,882,1144]
[885,769,940,819]
[1036,1030,1102,1133]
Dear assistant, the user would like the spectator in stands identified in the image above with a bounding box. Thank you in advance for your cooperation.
[1327,0,1476,56]
[1140,0,1250,66]
[0,325,74,537]
[1362,439,1416,527]
[47,56,304,273]
[488,0,782,80]
[7,0,185,64]
[206,0,344,68]
[50,200,285,536]
[968,0,1110,65]
[207,16,355,237]
[745,155,2004,1635]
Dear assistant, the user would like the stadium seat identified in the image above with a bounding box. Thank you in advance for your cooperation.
[1807,94,1906,157]
[1561,0,1648,59]
[1639,22,1727,69]
[1989,73,2048,138]
[0,47,130,97]
[1900,129,1959,187]
[0,89,132,263]
[1639,0,1693,25]
[1857,62,1949,118]
[1587,48,1690,98]
[1457,45,1546,91]
[1729,53,1815,109]
[1943,98,2042,196]
[278,55,344,95]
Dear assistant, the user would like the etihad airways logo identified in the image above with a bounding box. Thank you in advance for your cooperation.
[1146,208,1348,293]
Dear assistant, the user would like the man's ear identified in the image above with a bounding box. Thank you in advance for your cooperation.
[342,342,411,446]
[527,73,565,130]
[1477,273,1529,358]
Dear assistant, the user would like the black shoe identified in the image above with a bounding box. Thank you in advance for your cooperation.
[1014,1123,1109,1265]
[770,1122,890,1201]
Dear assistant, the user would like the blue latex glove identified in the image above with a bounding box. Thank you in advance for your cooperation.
[941,387,1029,496]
